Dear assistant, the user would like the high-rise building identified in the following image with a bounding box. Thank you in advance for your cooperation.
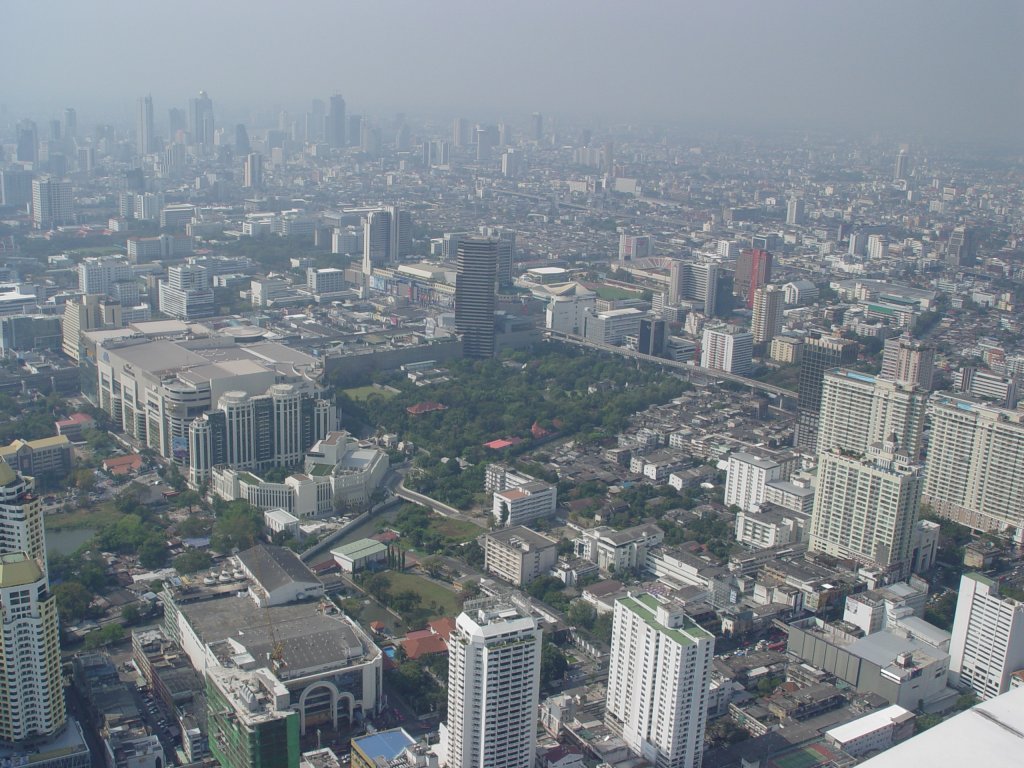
[531,112,543,142]
[923,394,1024,532]
[734,248,773,308]
[701,324,753,375]
[455,238,498,359]
[188,385,335,487]
[638,318,666,356]
[750,285,784,344]
[605,592,714,768]
[137,95,155,155]
[158,264,214,319]
[809,438,923,576]
[0,551,65,746]
[441,599,541,768]
[478,226,515,288]
[188,90,215,146]
[16,121,37,163]
[31,176,73,229]
[618,234,652,262]
[326,94,346,148]
[947,225,978,266]
[669,260,719,316]
[78,255,134,296]
[817,370,928,459]
[894,149,908,181]
[452,118,470,148]
[949,573,1024,700]
[880,336,935,390]
[243,153,263,189]
[62,294,123,360]
[795,335,859,452]
[786,198,805,226]
[0,461,46,573]
[206,666,300,768]
[0,169,34,208]
[62,107,77,143]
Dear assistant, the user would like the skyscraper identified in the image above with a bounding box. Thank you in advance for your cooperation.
[923,395,1024,532]
[31,176,74,229]
[441,599,541,768]
[0,552,65,746]
[0,461,46,572]
[894,149,908,181]
[452,118,470,148]
[817,370,928,459]
[16,121,38,163]
[531,112,543,142]
[949,573,1024,700]
[478,226,516,288]
[137,95,155,155]
[669,260,719,316]
[786,197,805,226]
[734,248,773,308]
[701,324,753,375]
[946,225,978,266]
[809,438,922,576]
[455,238,498,359]
[361,206,410,276]
[62,107,77,143]
[326,94,346,148]
[795,335,858,452]
[880,336,935,390]
[750,285,784,344]
[243,153,263,189]
[188,90,215,146]
[605,592,714,768]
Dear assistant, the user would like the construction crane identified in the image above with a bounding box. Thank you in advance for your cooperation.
[263,600,285,668]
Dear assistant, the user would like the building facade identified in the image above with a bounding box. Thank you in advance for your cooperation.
[949,573,1024,700]
[454,238,498,359]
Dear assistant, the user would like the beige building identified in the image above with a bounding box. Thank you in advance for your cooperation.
[0,435,72,480]
[483,526,558,586]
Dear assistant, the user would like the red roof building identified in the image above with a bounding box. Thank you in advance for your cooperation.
[406,401,447,415]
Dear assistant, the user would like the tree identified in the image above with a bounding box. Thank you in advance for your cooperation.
[567,600,597,630]
[211,502,263,552]
[139,534,169,568]
[121,603,142,625]
[174,550,213,575]
[84,623,124,650]
[73,468,96,493]
[364,572,391,601]
[540,641,569,687]
[54,581,93,623]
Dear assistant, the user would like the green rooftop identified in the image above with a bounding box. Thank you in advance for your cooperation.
[619,593,713,647]
[331,538,387,560]
[308,463,334,476]
[0,552,43,588]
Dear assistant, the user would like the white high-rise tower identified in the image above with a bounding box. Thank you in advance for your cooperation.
[440,599,542,768]
[605,592,714,768]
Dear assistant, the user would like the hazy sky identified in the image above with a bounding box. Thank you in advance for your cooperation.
[4,0,1022,143]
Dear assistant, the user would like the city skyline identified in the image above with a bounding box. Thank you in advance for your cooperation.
[1,1,1022,145]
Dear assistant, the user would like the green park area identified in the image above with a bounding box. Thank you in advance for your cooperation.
[343,385,397,401]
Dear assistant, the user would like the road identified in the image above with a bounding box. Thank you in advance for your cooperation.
[546,329,798,400]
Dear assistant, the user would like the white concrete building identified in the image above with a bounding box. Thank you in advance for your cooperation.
[483,526,559,586]
[701,325,753,375]
[724,451,792,513]
[492,480,557,527]
[949,572,1024,700]
[735,504,809,549]
[573,523,664,574]
[824,705,915,757]
[605,593,714,768]
[440,600,542,768]
[582,307,646,346]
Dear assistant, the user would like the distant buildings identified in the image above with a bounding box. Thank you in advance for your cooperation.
[605,592,713,768]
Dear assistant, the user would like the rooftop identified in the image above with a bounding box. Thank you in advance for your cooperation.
[236,544,320,594]
[352,728,416,763]
[332,539,388,560]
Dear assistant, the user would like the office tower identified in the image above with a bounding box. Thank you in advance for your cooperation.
[307,98,326,142]
[158,264,214,320]
[188,90,215,146]
[243,153,263,189]
[795,335,858,452]
[880,336,935,390]
[347,114,362,146]
[947,225,978,266]
[234,124,250,155]
[362,209,391,275]
[923,394,1024,532]
[474,125,495,161]
[62,294,123,360]
[701,325,753,375]
[500,149,519,177]
[78,255,134,296]
[62,107,77,142]
[809,437,923,575]
[478,226,515,288]
[455,238,498,359]
[751,285,784,344]
[618,234,652,262]
[137,95,155,155]
[168,107,187,137]
[326,94,346,148]
[817,370,928,458]
[638,318,665,356]
[452,117,470,148]
[47,119,62,143]
[16,121,38,163]
[894,149,908,181]
[427,139,450,167]
[531,112,543,142]
[0,169,33,208]
[605,593,714,768]
[786,197,805,226]
[0,461,46,573]
[0,551,65,746]
[734,248,772,309]
[31,176,73,229]
[441,599,541,768]
[949,573,1024,700]
[670,260,719,316]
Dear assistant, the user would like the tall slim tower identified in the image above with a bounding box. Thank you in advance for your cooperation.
[0,552,65,745]
[137,95,155,155]
[441,600,541,768]
[795,335,858,452]
[326,94,346,148]
[809,438,923,576]
[188,91,214,146]
[894,149,908,181]
[605,592,714,768]
[455,238,498,359]
[243,153,263,189]
[750,285,784,344]
[0,461,46,573]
